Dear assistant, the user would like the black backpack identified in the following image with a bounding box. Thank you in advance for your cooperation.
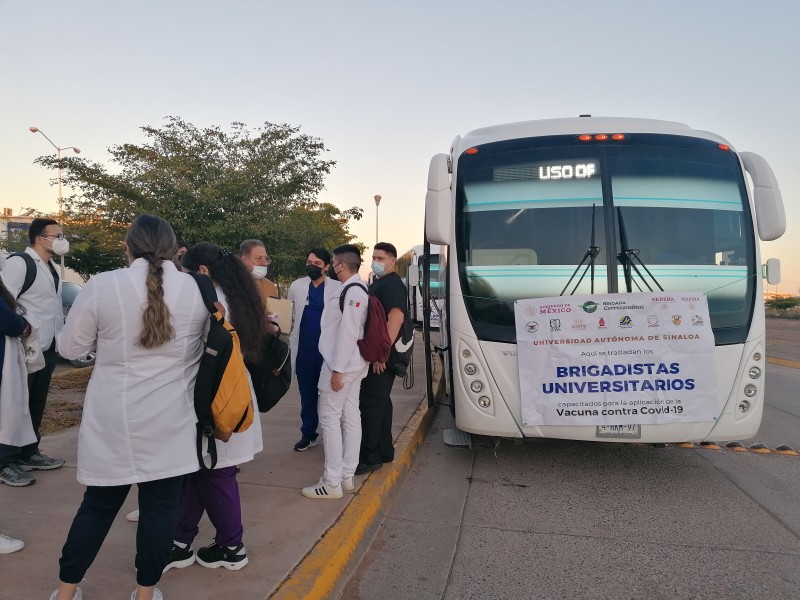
[388,315,414,377]
[10,253,37,298]
[245,329,292,413]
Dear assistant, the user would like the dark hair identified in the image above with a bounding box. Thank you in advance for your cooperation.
[332,244,362,272]
[0,279,21,315]
[125,215,178,348]
[307,247,331,265]
[373,242,398,258]
[29,218,59,246]
[182,242,267,362]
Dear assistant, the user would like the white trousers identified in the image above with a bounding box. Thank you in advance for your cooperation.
[317,363,368,487]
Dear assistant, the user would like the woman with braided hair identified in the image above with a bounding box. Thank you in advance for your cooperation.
[51,214,208,600]
[167,242,265,572]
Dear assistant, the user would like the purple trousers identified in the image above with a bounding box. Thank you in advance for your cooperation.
[174,466,243,548]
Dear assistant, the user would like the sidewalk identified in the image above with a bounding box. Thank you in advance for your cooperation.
[0,339,433,600]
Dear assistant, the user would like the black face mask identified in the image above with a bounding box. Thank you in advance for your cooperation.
[327,265,338,281]
[305,265,324,281]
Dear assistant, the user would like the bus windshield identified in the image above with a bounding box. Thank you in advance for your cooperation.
[456,135,755,345]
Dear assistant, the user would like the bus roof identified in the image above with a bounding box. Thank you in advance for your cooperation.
[457,116,733,153]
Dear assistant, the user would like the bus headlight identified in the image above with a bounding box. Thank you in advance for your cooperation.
[461,349,471,358]
[743,384,757,398]
[738,399,751,414]
[470,381,484,393]
[464,363,477,375]
[748,366,761,379]
[752,352,762,361]
[478,396,491,408]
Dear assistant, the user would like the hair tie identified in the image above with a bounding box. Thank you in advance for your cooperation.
[220,248,233,258]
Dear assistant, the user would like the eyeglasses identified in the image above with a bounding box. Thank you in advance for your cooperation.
[41,234,65,240]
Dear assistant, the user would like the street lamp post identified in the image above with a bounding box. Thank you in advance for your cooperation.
[29,127,81,278]
[374,194,382,246]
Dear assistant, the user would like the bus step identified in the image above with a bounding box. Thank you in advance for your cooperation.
[443,428,472,448]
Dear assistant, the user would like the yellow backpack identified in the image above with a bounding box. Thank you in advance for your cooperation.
[190,273,254,469]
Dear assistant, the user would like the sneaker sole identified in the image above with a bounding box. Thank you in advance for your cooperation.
[196,555,248,571]
[0,477,35,487]
[23,462,65,471]
[163,554,196,572]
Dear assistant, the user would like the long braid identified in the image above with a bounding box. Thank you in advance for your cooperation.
[139,255,175,348]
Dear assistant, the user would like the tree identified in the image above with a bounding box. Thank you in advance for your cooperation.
[766,296,800,315]
[36,117,362,281]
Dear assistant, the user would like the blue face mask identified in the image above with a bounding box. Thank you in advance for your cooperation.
[371,261,385,277]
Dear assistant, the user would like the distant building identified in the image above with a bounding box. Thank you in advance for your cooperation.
[1,207,85,283]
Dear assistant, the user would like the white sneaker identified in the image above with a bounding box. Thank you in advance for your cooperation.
[48,588,82,600]
[342,476,355,492]
[301,477,343,499]
[126,509,140,522]
[0,532,24,554]
[130,588,162,600]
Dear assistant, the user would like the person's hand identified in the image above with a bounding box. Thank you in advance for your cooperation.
[372,361,387,375]
[331,371,344,392]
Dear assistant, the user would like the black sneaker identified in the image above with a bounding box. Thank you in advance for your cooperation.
[293,435,318,452]
[354,462,383,476]
[195,542,248,571]
[163,543,195,572]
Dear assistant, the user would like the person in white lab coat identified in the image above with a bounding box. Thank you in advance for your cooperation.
[169,242,266,572]
[301,244,368,500]
[287,247,341,452]
[51,215,207,600]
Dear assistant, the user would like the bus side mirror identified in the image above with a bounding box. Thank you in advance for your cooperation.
[408,267,420,287]
[425,153,452,245]
[764,258,781,285]
[740,152,786,241]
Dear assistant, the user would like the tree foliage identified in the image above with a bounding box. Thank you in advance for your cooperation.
[36,117,362,282]
[766,296,800,314]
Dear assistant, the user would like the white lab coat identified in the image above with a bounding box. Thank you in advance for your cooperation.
[287,275,342,372]
[203,287,263,468]
[1,247,63,350]
[0,338,36,447]
[58,259,208,486]
[318,273,368,375]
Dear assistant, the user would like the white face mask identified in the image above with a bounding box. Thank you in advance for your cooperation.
[251,265,269,279]
[371,261,385,277]
[51,238,70,256]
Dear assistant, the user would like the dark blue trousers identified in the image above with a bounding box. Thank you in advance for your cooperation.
[296,353,323,439]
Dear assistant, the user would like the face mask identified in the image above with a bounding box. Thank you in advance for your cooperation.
[305,265,324,280]
[51,238,70,256]
[371,261,385,277]
[251,265,269,279]
[328,265,340,281]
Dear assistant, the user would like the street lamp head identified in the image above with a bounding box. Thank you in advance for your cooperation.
[374,194,382,206]
[29,127,39,133]
[72,147,82,154]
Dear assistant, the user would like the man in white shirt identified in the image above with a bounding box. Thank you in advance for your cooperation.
[0,219,66,483]
[302,244,368,500]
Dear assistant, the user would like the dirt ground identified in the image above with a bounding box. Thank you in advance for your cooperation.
[38,317,799,436]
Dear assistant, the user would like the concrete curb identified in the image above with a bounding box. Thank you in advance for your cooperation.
[270,397,437,600]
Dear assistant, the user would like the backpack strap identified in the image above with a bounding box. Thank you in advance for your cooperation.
[187,271,221,470]
[10,253,37,299]
[339,282,369,312]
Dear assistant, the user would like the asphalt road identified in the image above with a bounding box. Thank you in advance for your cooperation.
[340,321,800,600]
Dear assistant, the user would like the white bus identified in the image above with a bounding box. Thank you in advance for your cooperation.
[423,116,785,443]
[397,244,441,327]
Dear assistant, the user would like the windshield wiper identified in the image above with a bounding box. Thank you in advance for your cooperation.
[616,207,663,292]
[560,204,601,296]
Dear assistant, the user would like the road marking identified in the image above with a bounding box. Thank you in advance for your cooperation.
[671,441,798,456]
[766,356,800,369]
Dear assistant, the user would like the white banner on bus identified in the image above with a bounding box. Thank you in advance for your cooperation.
[514,292,717,426]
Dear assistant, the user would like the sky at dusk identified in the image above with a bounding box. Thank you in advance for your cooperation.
[1,1,797,292]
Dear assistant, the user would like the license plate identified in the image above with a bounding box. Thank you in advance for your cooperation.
[596,425,641,439]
